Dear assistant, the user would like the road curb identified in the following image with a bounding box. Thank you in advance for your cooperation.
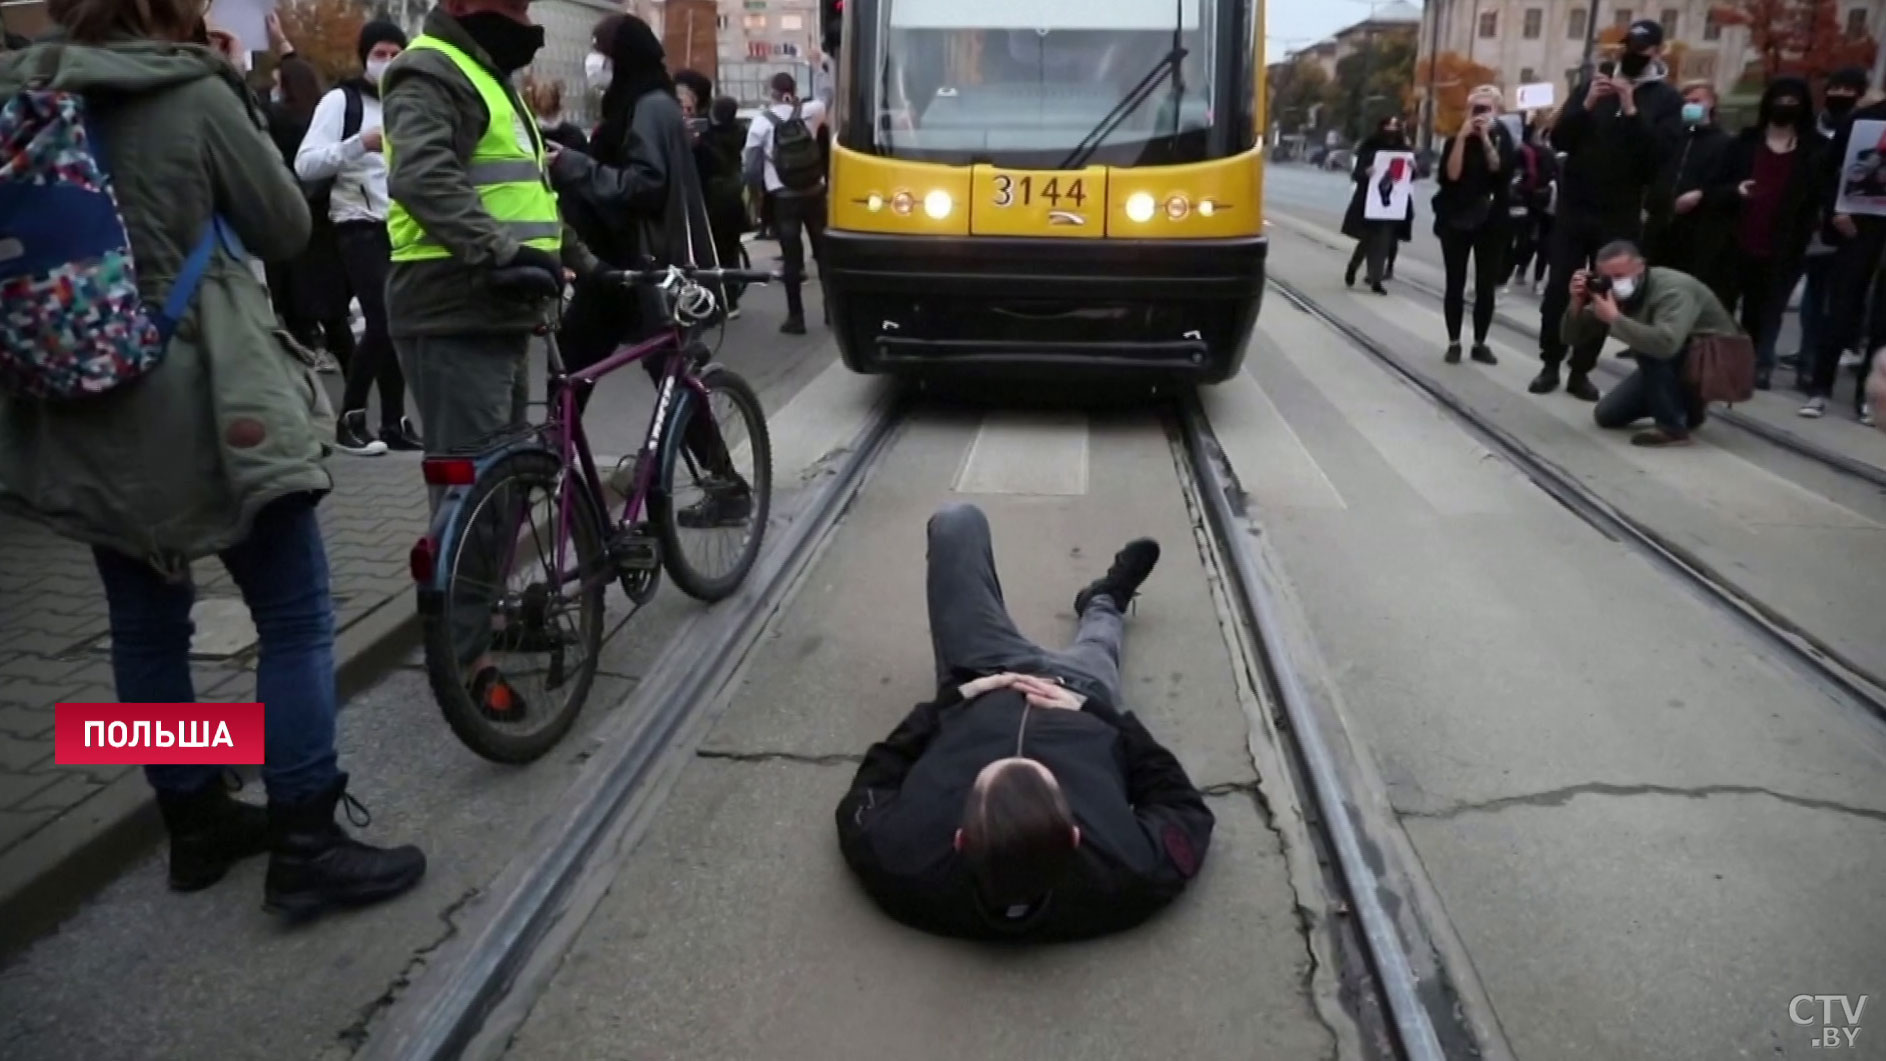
[0,598,423,960]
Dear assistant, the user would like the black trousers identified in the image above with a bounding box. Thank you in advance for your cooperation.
[1346,222,1397,285]
[774,190,829,319]
[333,222,405,427]
[1539,210,1642,373]
[1439,222,1506,345]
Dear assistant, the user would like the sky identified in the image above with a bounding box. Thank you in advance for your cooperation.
[1264,0,1419,64]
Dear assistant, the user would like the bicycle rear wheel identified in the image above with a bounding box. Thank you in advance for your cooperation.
[649,366,772,602]
[423,449,607,763]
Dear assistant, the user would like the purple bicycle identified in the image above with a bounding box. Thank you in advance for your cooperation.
[409,262,775,763]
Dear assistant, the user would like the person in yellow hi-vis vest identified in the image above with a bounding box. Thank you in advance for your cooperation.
[381,0,591,481]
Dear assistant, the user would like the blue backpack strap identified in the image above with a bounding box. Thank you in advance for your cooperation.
[151,217,232,342]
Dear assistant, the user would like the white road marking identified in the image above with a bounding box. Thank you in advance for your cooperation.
[1203,366,1348,510]
[1266,300,1517,516]
[953,411,1090,495]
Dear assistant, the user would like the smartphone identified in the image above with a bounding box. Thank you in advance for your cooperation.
[1598,60,1616,77]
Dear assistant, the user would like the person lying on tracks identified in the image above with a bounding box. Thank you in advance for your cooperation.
[1570,239,1742,448]
[833,503,1215,942]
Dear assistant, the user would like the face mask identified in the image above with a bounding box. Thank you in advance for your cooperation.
[1825,95,1857,120]
[1769,102,1802,126]
[1681,102,1707,124]
[457,11,545,73]
[585,51,611,89]
[1618,50,1650,78]
[1612,274,1639,301]
[365,57,391,84]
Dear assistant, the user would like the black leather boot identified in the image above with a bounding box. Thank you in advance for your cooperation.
[263,773,426,919]
[157,779,269,892]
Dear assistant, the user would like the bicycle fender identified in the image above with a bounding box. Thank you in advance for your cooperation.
[420,441,563,597]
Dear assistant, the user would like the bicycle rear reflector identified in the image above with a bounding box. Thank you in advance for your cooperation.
[409,536,438,583]
[422,458,478,486]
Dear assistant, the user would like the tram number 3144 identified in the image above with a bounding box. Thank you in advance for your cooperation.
[992,174,1088,208]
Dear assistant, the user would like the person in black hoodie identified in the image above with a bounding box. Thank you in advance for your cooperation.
[702,95,754,317]
[1710,76,1824,391]
[836,504,1213,943]
[1644,81,1734,299]
[549,14,751,525]
[1531,19,1684,401]
[1341,114,1415,294]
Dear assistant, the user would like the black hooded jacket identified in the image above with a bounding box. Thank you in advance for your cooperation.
[1551,63,1684,218]
[1710,77,1824,270]
[1341,128,1415,241]
[547,15,717,275]
[835,682,1215,943]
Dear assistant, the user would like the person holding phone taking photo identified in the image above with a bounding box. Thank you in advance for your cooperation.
[1433,85,1516,365]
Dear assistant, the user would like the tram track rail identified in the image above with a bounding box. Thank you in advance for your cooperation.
[1269,275,1886,728]
[1269,216,1886,491]
[356,390,909,1061]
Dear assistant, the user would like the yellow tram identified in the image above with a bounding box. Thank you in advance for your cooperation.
[818,0,1268,383]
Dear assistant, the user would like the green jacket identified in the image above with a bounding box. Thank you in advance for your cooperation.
[1561,266,1743,360]
[0,39,333,577]
[381,10,592,339]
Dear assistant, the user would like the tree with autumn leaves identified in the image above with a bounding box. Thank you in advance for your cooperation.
[275,0,368,85]
[1409,52,1499,136]
[1709,0,1878,85]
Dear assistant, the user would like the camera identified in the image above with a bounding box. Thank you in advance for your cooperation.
[1585,274,1612,297]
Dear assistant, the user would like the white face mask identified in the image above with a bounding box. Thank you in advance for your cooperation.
[584,52,611,90]
[1612,275,1639,301]
[365,57,392,84]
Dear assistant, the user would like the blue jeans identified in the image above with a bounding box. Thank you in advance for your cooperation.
[1593,350,1701,436]
[93,493,340,803]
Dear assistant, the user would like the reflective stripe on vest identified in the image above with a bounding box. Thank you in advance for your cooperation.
[384,35,560,262]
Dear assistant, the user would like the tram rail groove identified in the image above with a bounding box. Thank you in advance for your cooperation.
[1271,277,1886,726]
[356,391,909,1061]
[1175,393,1450,1061]
[1270,216,1886,490]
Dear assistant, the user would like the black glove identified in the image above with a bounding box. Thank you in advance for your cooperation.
[488,245,564,301]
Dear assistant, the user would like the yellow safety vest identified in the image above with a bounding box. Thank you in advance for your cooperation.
[385,34,560,262]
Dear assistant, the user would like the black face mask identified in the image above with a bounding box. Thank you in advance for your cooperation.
[457,11,545,73]
[1617,50,1651,78]
[1769,102,1802,126]
[1825,95,1858,120]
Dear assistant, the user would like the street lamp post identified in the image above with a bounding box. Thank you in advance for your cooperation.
[1578,0,1603,84]
[1421,0,1444,149]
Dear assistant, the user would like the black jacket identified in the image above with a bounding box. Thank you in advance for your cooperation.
[1552,70,1684,219]
[1648,122,1733,225]
[1341,131,1414,242]
[1432,122,1517,234]
[549,88,717,272]
[835,683,1215,943]
[1710,79,1825,272]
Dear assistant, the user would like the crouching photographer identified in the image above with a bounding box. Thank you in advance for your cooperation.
[1568,240,1743,447]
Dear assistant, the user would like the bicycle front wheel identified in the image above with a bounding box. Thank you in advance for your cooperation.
[649,366,772,602]
[424,449,608,764]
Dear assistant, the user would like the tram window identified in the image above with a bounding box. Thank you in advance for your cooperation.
[872,0,1219,156]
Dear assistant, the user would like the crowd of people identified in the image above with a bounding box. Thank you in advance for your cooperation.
[1343,17,1886,443]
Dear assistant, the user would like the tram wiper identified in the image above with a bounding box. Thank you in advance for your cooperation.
[1056,0,1188,171]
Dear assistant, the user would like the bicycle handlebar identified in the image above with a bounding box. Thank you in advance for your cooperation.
[604,265,778,287]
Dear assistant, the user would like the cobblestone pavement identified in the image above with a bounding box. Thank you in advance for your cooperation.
[0,448,429,939]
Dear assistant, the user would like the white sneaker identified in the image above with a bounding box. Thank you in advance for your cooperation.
[1840,349,1863,369]
[1862,404,1877,428]
[1799,396,1827,418]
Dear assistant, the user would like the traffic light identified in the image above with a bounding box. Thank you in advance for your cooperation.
[822,0,842,54]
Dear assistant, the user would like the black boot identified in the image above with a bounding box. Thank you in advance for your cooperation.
[1074,538,1161,615]
[157,779,269,892]
[1529,364,1561,394]
[263,774,426,920]
[1565,372,1600,402]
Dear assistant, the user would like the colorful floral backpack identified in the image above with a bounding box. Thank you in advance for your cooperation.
[0,85,221,401]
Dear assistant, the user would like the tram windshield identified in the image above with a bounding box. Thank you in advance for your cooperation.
[869,0,1220,164]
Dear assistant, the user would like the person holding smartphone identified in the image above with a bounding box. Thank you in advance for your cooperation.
[1531,19,1684,402]
[1433,85,1516,365]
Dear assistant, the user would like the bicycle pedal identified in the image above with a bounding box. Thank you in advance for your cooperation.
[608,529,660,570]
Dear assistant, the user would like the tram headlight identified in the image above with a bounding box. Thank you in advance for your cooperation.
[1198,198,1217,217]
[1124,192,1156,223]
[1164,194,1190,220]
[890,190,914,216]
[865,192,885,212]
[923,189,953,219]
